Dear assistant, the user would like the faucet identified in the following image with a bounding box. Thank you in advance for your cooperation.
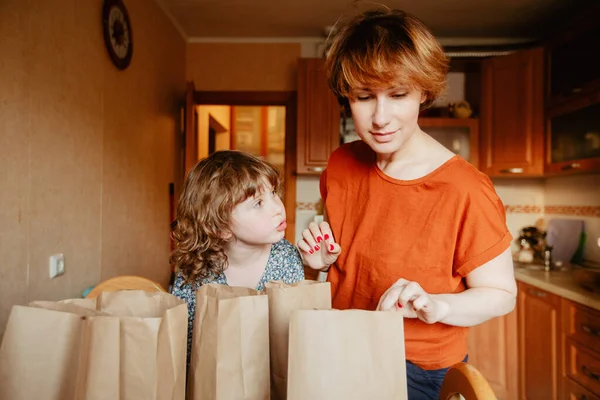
[544,246,554,271]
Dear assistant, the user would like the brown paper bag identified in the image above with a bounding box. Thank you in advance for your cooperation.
[263,280,331,400]
[0,290,188,400]
[188,284,270,400]
[287,309,408,400]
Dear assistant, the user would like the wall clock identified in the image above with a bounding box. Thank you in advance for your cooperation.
[102,0,133,70]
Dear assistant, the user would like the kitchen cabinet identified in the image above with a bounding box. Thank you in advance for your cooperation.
[545,94,600,175]
[296,58,341,175]
[480,47,545,178]
[467,309,518,399]
[543,4,600,175]
[563,299,600,399]
[518,281,563,400]
[545,4,600,109]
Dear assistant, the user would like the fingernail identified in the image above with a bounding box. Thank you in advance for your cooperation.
[397,300,403,308]
[317,236,323,243]
[314,245,320,251]
[324,234,330,240]
[309,249,314,254]
[329,244,334,251]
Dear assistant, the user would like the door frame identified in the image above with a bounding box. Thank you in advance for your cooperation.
[193,90,297,243]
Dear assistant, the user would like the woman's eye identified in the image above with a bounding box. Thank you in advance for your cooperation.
[254,200,263,208]
[356,96,371,101]
[392,93,407,98]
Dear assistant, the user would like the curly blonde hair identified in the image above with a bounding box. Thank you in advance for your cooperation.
[170,150,281,284]
[325,8,449,113]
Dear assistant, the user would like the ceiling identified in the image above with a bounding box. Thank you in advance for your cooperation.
[157,0,594,44]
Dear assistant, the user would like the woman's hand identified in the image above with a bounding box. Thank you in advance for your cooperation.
[297,221,341,270]
[377,279,449,324]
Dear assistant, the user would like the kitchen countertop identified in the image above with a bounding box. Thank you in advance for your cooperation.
[514,265,600,311]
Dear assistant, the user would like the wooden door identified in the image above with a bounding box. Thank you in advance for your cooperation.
[480,48,545,177]
[296,58,340,175]
[184,81,197,174]
[468,309,518,399]
[518,282,562,400]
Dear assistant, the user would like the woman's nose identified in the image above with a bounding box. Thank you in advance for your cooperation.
[372,98,390,128]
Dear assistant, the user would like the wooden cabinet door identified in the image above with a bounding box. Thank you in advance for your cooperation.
[480,48,545,177]
[296,58,340,175]
[518,282,562,400]
[467,308,518,399]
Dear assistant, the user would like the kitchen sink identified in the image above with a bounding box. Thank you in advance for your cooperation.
[513,261,567,272]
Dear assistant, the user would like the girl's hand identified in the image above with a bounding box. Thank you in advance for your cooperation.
[377,279,449,324]
[297,221,341,270]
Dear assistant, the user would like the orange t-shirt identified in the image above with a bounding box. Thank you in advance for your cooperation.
[321,141,512,370]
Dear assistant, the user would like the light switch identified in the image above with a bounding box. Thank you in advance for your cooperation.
[49,253,65,279]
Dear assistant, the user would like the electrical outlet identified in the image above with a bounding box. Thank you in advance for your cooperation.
[49,253,65,279]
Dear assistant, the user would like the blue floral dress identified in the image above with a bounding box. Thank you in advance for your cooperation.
[170,238,305,364]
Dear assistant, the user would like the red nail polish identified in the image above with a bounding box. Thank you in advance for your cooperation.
[317,236,323,243]
[309,249,314,254]
[314,245,320,251]
[329,244,334,251]
[324,234,330,240]
[397,301,403,308]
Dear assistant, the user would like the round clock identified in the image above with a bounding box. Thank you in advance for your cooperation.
[102,0,133,70]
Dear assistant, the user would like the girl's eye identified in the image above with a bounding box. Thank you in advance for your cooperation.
[254,200,263,208]
[271,190,277,196]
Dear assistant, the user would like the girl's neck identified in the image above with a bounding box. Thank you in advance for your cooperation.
[225,240,272,268]
[223,240,272,289]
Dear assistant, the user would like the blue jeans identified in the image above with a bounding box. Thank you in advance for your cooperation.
[406,355,468,400]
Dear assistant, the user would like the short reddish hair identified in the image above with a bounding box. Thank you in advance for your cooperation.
[325,9,449,111]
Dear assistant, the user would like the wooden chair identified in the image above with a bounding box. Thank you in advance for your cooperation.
[85,275,167,299]
[439,363,497,400]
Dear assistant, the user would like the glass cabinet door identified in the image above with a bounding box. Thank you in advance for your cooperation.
[549,101,600,165]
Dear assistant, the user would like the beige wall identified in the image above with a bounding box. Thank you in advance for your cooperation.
[0,0,186,336]
[187,43,301,91]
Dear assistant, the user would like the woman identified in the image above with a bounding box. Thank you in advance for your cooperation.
[297,8,517,400]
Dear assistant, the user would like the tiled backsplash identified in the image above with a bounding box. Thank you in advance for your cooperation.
[294,174,600,263]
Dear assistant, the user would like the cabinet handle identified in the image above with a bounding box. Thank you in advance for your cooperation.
[562,163,581,171]
[581,324,600,337]
[581,365,600,382]
[527,288,547,298]
[499,168,524,174]
[307,167,324,172]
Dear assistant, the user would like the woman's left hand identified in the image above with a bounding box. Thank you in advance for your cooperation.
[377,279,449,324]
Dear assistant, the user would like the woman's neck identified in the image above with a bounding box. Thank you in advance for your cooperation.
[377,126,425,168]
[376,127,455,180]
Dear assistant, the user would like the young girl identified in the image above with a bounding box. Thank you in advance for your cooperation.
[300,8,517,400]
[170,150,305,362]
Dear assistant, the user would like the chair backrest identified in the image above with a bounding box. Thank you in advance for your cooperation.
[85,275,167,299]
[439,362,497,400]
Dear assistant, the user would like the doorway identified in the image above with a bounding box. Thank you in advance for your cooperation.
[185,89,297,243]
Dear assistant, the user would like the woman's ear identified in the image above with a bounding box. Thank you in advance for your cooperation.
[420,91,427,104]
